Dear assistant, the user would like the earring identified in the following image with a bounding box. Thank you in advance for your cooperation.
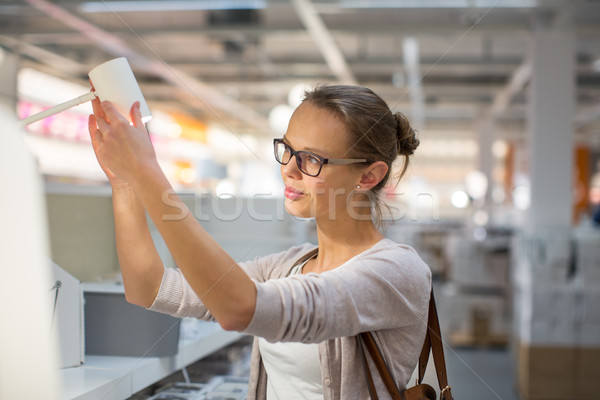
[356,185,361,189]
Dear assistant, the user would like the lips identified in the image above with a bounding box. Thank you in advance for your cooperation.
[284,186,305,200]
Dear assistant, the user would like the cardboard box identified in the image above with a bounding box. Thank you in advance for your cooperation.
[518,343,575,376]
[574,376,598,400]
[512,232,573,285]
[524,321,578,346]
[438,285,509,340]
[517,343,576,400]
[579,266,600,283]
[579,323,600,346]
[518,345,600,400]
[581,286,600,324]
[574,347,600,400]
[444,235,509,288]
[576,347,600,375]
[514,279,580,346]
[528,285,577,324]
[574,233,600,269]
[519,375,575,400]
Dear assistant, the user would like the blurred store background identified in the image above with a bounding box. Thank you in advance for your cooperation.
[1,1,600,399]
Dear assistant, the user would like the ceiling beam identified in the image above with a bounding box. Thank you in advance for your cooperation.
[403,37,425,130]
[575,104,600,131]
[478,54,598,134]
[478,59,532,127]
[22,0,270,133]
[291,0,357,85]
[487,60,532,119]
[0,24,538,37]
[0,35,84,75]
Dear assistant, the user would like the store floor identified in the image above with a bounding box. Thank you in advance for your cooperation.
[442,346,520,400]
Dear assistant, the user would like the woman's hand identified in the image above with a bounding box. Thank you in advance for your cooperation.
[88,96,158,188]
[88,108,127,190]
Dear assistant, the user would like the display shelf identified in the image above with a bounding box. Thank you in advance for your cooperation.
[60,321,243,400]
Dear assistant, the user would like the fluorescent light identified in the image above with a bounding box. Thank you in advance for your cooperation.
[451,190,470,209]
[80,0,265,13]
[18,68,92,116]
[339,0,538,8]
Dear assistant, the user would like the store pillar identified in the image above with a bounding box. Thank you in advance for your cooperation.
[0,47,19,112]
[526,11,575,231]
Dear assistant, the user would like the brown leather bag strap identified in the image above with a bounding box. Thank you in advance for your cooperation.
[359,332,404,400]
[427,290,453,400]
[358,334,380,400]
[361,288,453,400]
[417,318,432,384]
[417,289,453,400]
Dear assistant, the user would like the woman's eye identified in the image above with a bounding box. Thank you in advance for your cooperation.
[307,155,320,165]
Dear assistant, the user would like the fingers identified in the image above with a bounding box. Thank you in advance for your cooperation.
[91,97,110,130]
[101,101,129,126]
[130,102,144,129]
[88,115,102,149]
[91,96,102,117]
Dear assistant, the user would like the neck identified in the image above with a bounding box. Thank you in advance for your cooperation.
[312,209,384,273]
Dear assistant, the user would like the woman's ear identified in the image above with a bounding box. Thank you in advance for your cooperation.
[358,161,388,190]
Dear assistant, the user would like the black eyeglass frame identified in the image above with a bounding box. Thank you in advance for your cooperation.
[273,138,368,177]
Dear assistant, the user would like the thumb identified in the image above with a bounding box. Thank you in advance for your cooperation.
[88,115,103,150]
[130,101,145,129]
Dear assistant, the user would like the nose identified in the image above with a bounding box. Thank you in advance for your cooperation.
[281,154,303,179]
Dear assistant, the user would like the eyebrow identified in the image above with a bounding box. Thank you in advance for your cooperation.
[282,136,328,156]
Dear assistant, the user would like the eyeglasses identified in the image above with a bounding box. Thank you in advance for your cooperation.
[273,138,368,177]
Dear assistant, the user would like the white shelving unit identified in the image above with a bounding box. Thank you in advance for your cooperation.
[60,321,244,400]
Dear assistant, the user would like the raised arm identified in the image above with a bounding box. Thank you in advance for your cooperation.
[112,186,164,307]
[88,99,256,331]
[89,101,163,307]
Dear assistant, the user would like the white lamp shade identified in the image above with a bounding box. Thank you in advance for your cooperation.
[88,57,152,123]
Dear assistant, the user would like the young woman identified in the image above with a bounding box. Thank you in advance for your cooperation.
[88,85,431,400]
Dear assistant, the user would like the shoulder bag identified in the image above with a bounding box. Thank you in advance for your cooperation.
[357,289,454,400]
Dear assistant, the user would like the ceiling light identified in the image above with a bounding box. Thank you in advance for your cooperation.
[492,140,508,159]
[18,69,92,116]
[512,186,530,210]
[268,105,294,136]
[288,83,313,109]
[339,0,538,8]
[465,170,488,200]
[473,210,489,226]
[451,190,470,209]
[492,185,506,204]
[80,0,265,13]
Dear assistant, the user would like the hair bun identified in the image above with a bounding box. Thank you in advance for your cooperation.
[393,112,419,156]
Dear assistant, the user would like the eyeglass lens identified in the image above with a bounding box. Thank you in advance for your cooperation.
[275,141,322,176]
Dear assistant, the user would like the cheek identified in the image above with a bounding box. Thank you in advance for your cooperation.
[307,177,328,196]
[309,179,352,207]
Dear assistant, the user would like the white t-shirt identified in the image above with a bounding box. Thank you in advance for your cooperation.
[257,259,323,400]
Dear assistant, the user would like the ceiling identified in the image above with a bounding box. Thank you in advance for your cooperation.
[1,0,600,142]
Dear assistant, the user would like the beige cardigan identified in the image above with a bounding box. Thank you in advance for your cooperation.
[149,239,431,399]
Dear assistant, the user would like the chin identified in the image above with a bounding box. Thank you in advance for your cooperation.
[284,198,314,219]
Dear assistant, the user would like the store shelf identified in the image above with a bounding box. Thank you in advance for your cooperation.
[60,321,244,400]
